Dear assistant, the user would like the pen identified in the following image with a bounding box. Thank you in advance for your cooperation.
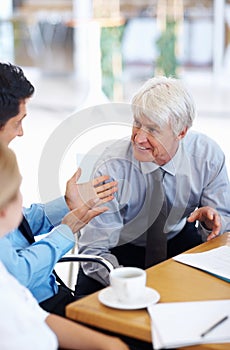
[201,315,229,337]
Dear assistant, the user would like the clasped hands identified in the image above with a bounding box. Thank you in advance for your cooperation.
[62,168,117,233]
[187,206,221,241]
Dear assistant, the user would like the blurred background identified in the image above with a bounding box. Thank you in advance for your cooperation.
[1,0,230,206]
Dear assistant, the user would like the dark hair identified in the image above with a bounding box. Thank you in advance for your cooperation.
[0,62,34,127]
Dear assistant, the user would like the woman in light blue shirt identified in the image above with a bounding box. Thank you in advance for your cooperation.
[0,142,129,350]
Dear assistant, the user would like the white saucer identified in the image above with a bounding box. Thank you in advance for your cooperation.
[98,286,160,310]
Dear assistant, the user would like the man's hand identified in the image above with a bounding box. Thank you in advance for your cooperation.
[62,198,108,233]
[65,168,118,210]
[187,206,221,241]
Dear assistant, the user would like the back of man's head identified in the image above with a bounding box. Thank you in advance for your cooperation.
[0,63,34,127]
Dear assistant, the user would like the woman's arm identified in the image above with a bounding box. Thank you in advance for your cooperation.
[46,313,129,350]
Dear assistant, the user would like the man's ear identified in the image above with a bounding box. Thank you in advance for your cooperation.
[177,127,188,140]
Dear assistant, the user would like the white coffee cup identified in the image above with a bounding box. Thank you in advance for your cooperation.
[109,267,146,304]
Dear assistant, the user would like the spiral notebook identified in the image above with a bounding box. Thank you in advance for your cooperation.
[148,299,230,349]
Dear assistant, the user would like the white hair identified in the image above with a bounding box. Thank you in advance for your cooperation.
[131,76,196,135]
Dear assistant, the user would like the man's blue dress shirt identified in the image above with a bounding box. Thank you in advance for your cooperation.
[0,197,75,302]
[78,131,230,285]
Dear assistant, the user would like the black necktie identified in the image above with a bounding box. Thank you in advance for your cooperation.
[18,215,35,244]
[145,168,167,268]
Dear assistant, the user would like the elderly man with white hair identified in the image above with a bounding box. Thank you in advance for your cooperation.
[76,76,230,298]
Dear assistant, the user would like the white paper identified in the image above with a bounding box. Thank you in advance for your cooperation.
[148,300,230,349]
[173,246,230,282]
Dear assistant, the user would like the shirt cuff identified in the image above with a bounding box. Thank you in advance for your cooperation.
[44,197,69,226]
[50,224,76,246]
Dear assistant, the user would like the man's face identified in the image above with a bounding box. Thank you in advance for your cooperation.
[0,100,27,146]
[131,114,185,165]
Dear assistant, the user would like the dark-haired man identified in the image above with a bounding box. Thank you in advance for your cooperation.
[0,62,117,315]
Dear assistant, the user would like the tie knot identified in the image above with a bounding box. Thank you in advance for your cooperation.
[153,167,164,181]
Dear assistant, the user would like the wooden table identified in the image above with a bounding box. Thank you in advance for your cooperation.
[66,232,230,350]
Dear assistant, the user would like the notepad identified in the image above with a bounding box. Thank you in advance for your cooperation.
[148,300,230,350]
[173,246,230,282]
